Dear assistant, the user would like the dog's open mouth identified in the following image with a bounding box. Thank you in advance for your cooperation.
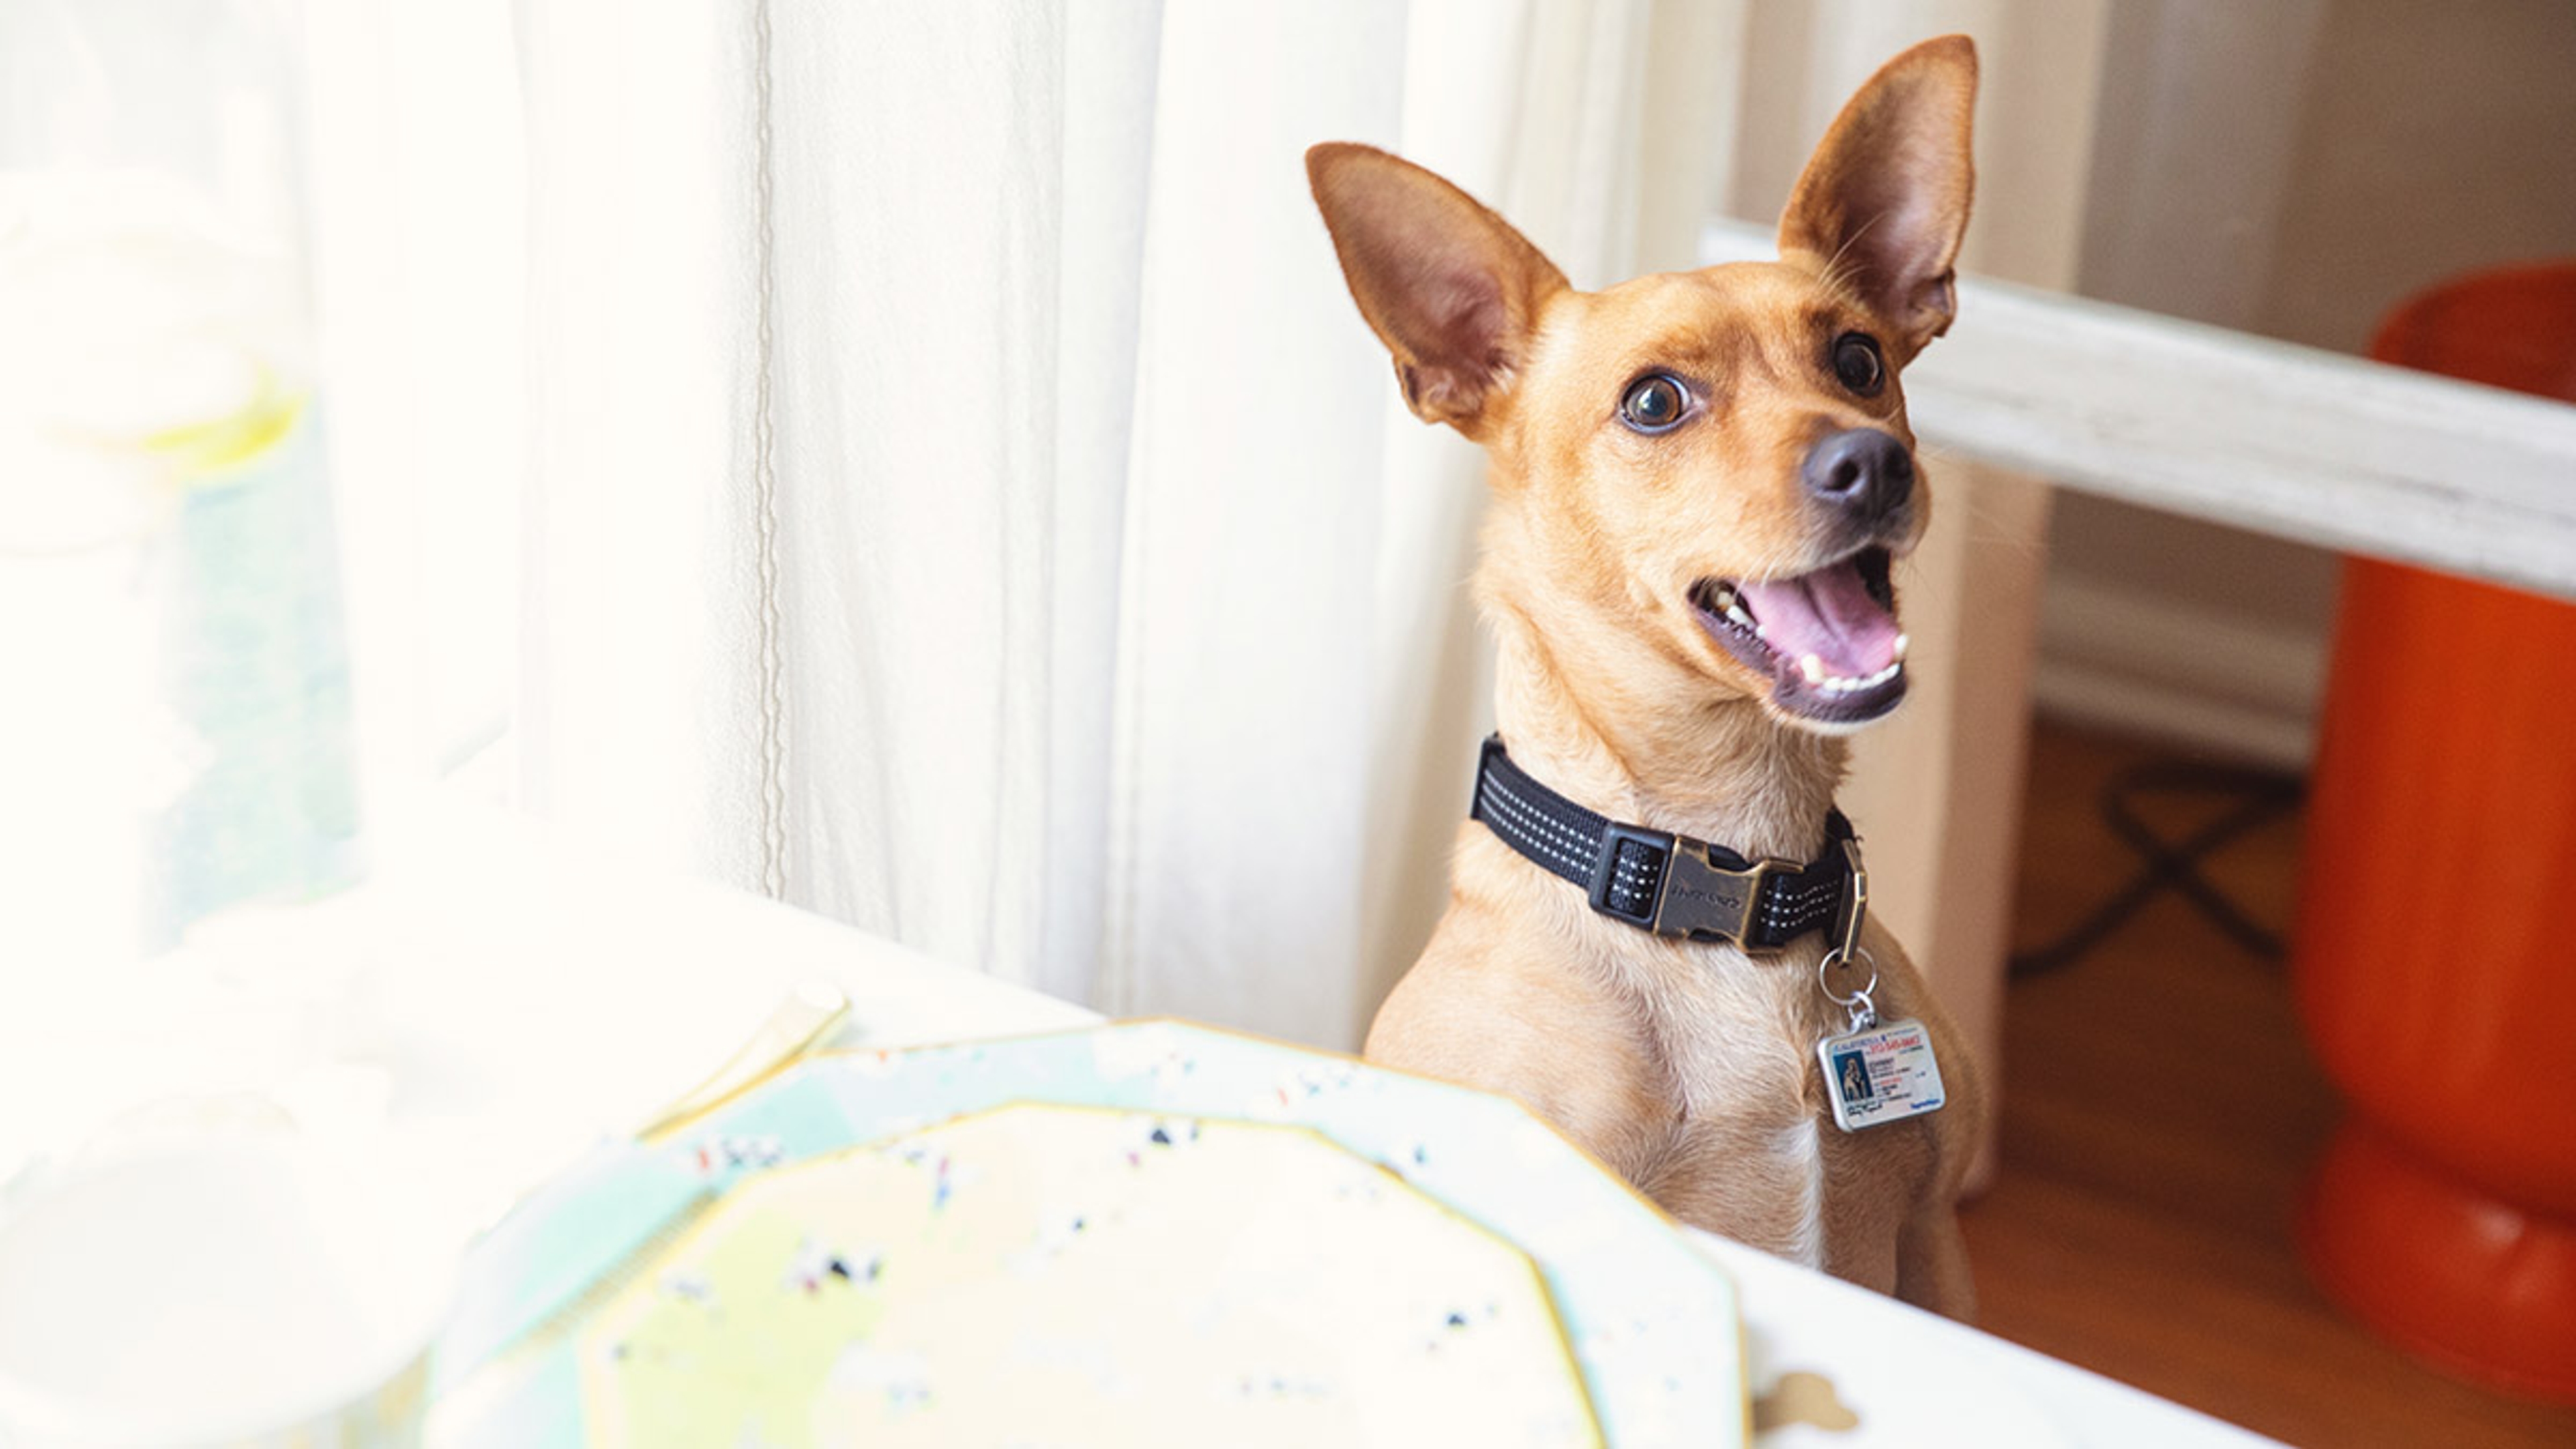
[1689,547,1906,724]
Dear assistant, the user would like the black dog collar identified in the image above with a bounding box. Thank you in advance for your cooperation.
[1469,735,1861,951]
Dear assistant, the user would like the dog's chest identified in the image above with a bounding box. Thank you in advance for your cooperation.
[1642,949,1933,1276]
[1647,943,1842,1112]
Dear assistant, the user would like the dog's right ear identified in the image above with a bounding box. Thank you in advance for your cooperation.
[1306,143,1568,437]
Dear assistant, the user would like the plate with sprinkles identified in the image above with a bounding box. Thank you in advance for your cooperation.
[580,1103,1599,1448]
[430,1020,1746,1446]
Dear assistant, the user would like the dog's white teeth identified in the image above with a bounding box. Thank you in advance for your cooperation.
[1709,583,1756,629]
[1799,653,1826,684]
[1810,660,1905,694]
[1892,632,1910,661]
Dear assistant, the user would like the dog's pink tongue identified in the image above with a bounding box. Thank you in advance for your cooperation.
[1738,562,1900,678]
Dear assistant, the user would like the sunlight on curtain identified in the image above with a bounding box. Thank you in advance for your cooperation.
[311,0,2090,1054]
[314,0,1727,1048]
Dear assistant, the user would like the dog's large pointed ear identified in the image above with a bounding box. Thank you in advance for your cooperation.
[1778,35,1977,353]
[1306,143,1568,437]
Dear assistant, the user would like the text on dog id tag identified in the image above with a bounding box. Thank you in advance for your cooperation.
[1817,1017,1945,1132]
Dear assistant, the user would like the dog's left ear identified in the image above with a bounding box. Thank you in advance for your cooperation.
[1778,34,1977,354]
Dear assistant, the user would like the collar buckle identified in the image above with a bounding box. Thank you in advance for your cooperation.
[1661,840,1796,947]
[1589,822,1790,947]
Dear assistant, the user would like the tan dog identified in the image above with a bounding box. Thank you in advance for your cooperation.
[1308,36,1985,1318]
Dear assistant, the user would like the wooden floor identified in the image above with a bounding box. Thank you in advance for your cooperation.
[1962,723,2576,1447]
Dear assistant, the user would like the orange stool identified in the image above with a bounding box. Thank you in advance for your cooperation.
[2294,262,2576,1401]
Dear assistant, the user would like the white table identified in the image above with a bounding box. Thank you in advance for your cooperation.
[0,794,2277,1448]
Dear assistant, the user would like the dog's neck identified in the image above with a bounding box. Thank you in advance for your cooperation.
[1479,536,1849,866]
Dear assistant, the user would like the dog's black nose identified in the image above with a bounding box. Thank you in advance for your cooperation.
[1801,427,1914,521]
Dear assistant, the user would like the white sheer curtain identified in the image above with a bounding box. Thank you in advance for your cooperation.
[312,0,1719,1049]
[313,1,2097,1053]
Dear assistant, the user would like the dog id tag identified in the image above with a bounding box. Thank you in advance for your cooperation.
[1817,1017,1945,1132]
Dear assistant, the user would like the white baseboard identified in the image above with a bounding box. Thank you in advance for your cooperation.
[2029,573,2328,771]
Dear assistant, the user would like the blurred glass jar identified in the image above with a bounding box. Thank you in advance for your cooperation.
[0,0,362,967]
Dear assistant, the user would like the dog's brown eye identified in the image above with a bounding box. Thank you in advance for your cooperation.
[1833,333,1885,395]
[1619,374,1687,433]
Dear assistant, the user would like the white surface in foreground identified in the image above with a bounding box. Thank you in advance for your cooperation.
[1,792,2275,1446]
[1690,1230,2280,1448]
